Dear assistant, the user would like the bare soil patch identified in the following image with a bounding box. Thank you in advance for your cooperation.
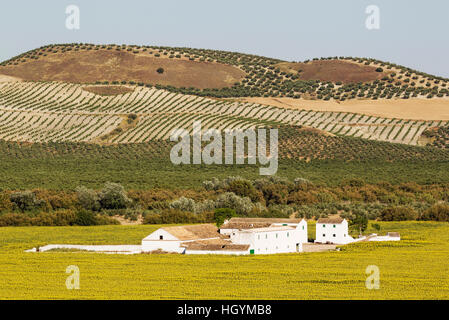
[0,49,245,89]
[242,97,449,121]
[0,74,22,82]
[83,85,134,96]
[276,59,387,83]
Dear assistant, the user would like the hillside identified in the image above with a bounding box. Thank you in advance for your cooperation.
[1,43,448,100]
[0,44,448,155]
[0,81,447,145]
[2,128,449,190]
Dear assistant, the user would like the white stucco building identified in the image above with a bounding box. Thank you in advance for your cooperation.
[314,217,354,244]
[220,217,308,245]
[141,218,309,255]
[230,226,303,254]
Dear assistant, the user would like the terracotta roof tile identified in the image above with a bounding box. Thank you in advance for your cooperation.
[162,224,220,241]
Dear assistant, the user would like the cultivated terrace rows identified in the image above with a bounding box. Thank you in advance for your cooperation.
[0,81,446,144]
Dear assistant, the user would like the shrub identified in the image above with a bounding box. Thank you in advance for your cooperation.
[169,197,196,212]
[259,183,289,205]
[143,209,213,224]
[194,199,216,214]
[214,208,236,227]
[0,209,116,227]
[420,204,449,222]
[294,177,313,189]
[0,193,13,212]
[349,210,368,235]
[227,179,262,203]
[99,182,132,209]
[76,186,100,211]
[214,192,254,215]
[156,67,164,74]
[379,206,418,221]
[0,213,31,226]
[9,191,44,212]
[74,210,98,226]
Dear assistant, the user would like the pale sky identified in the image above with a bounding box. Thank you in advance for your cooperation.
[1,0,448,77]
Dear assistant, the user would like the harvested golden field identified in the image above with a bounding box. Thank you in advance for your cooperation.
[242,96,449,121]
[276,59,387,83]
[0,222,448,299]
[0,49,245,89]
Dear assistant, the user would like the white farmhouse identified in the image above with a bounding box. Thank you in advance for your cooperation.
[315,217,354,245]
[141,218,309,255]
[220,218,308,244]
[230,226,303,254]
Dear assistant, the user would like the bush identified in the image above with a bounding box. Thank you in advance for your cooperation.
[9,191,44,212]
[379,206,418,221]
[74,210,98,226]
[76,186,100,211]
[227,179,262,203]
[214,208,236,227]
[420,204,449,222]
[214,192,254,215]
[156,67,164,74]
[294,178,313,190]
[259,184,289,205]
[169,197,196,212]
[99,182,132,209]
[0,213,32,226]
[143,209,213,224]
[0,192,13,212]
[0,209,117,227]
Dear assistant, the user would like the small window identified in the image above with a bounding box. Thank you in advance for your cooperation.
[333,225,336,228]
[258,235,260,240]
[276,233,278,238]
[344,234,346,237]
[302,226,304,230]
[287,232,289,237]
[333,234,336,237]
[265,234,268,239]
[282,223,287,226]
[159,235,163,240]
[323,224,326,228]
[323,234,326,237]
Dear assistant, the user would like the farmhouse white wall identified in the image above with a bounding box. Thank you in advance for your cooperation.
[315,219,354,244]
[231,228,303,254]
[220,219,308,244]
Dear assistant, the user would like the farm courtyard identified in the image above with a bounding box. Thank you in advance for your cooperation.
[0,221,448,299]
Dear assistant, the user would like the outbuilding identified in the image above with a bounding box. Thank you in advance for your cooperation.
[315,217,354,244]
[141,224,223,253]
